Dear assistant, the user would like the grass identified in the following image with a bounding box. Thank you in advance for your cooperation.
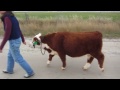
[0,11,120,38]
[14,12,120,21]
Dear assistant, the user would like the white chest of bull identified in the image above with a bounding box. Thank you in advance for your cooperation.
[42,43,58,55]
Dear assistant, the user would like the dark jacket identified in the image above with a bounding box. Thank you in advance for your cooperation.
[0,12,25,50]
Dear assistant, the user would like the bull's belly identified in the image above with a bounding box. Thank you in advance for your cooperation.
[64,48,88,57]
[66,53,86,57]
[43,43,88,57]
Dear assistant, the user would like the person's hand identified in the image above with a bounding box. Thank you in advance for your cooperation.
[0,49,2,53]
[23,41,26,45]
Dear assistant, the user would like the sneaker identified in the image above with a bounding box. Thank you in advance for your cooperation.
[3,70,14,74]
[24,73,35,78]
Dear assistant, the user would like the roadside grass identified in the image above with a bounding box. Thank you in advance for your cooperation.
[0,12,120,38]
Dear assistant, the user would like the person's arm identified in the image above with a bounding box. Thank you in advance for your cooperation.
[0,17,12,50]
[20,30,25,43]
[20,30,26,45]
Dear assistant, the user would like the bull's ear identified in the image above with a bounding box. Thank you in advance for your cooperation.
[39,33,42,36]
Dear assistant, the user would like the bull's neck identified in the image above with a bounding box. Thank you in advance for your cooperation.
[41,36,48,43]
[40,36,45,42]
[41,35,52,45]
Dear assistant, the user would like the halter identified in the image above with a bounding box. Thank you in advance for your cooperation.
[38,36,46,55]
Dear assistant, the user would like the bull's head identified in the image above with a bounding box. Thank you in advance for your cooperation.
[29,33,42,48]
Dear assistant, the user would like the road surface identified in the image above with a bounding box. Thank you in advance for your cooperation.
[0,38,120,79]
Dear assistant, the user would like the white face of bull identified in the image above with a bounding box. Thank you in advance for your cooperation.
[29,33,42,48]
[29,33,58,57]
[34,33,42,41]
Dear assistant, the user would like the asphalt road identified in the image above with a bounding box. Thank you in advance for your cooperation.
[0,38,120,79]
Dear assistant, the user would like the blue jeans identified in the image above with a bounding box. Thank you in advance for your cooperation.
[7,37,34,75]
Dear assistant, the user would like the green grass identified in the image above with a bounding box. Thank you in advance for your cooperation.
[0,11,120,38]
[14,12,120,21]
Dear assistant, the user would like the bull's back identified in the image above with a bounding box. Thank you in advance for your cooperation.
[55,31,103,57]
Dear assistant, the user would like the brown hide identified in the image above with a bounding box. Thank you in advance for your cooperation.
[39,31,104,70]
[41,31,103,57]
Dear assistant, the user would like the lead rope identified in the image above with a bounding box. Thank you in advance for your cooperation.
[40,41,46,55]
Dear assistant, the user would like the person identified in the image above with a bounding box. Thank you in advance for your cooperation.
[0,11,34,78]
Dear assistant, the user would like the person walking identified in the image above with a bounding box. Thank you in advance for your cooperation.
[0,11,34,78]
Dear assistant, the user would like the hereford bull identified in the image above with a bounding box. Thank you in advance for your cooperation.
[30,31,105,72]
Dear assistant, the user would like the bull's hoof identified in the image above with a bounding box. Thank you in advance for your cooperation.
[100,68,104,72]
[82,67,88,71]
[61,67,66,70]
[47,60,51,65]
[83,63,91,70]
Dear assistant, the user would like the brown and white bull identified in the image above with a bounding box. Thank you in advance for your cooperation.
[30,31,105,72]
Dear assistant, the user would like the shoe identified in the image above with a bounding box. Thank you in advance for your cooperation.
[24,73,35,78]
[3,70,14,74]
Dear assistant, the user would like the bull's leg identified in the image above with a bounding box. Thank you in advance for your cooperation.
[83,54,94,70]
[47,54,54,65]
[96,52,105,72]
[58,53,66,70]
